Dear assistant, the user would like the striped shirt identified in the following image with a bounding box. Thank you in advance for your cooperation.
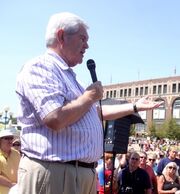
[16,50,103,163]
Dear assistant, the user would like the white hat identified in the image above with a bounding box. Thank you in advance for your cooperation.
[0,128,19,138]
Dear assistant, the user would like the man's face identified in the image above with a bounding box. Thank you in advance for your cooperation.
[169,149,177,159]
[139,153,147,165]
[105,153,113,170]
[129,153,140,169]
[62,26,89,67]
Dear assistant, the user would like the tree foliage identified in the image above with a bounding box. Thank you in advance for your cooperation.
[130,124,136,136]
[166,118,180,140]
[148,122,156,137]
[148,118,180,140]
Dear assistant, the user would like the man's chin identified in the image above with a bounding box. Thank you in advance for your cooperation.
[77,58,83,65]
[70,58,83,67]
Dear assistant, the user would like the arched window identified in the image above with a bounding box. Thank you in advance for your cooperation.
[153,98,165,120]
[172,98,180,119]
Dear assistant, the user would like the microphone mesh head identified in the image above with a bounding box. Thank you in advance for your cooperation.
[87,59,96,70]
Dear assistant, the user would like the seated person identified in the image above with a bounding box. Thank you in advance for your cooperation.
[118,152,151,194]
[157,162,180,194]
[0,128,21,194]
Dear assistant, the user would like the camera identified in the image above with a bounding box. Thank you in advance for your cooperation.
[125,186,133,194]
[121,186,133,194]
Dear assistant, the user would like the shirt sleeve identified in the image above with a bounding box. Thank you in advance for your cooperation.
[20,60,66,120]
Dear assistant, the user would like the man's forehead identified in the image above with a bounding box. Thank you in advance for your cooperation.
[170,147,178,152]
[131,153,139,158]
[171,149,177,152]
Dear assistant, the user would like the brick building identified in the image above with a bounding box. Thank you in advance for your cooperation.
[103,75,180,132]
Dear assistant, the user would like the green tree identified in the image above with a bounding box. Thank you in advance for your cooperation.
[148,122,156,137]
[166,118,180,140]
[130,124,136,136]
[154,121,167,139]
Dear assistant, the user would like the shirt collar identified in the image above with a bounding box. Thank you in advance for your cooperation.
[0,149,10,159]
[46,49,77,78]
[46,49,69,70]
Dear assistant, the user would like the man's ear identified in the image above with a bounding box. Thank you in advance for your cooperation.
[56,29,64,43]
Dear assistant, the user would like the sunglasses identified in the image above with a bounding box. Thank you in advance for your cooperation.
[13,143,21,147]
[149,158,156,162]
[140,156,147,159]
[2,136,14,141]
[131,157,139,161]
[168,166,176,170]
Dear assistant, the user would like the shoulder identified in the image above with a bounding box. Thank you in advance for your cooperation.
[19,53,59,76]
[137,167,147,173]
[158,174,165,182]
[146,165,156,175]
[122,167,129,174]
[175,158,180,164]
[119,167,128,178]
[157,158,164,165]
[0,151,6,163]
[159,157,170,166]
[160,157,168,163]
[137,168,150,178]
[146,164,154,171]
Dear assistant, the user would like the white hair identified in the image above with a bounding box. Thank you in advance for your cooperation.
[162,162,179,177]
[45,12,89,47]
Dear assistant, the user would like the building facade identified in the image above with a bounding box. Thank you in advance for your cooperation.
[103,76,180,132]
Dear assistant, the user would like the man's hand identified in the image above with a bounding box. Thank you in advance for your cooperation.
[135,96,164,112]
[85,81,103,103]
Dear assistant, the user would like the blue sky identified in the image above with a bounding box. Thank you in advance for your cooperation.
[0,0,180,114]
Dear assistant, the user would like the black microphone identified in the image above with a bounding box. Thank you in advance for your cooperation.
[87,59,97,83]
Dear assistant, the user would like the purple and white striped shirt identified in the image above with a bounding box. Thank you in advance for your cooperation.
[16,50,103,162]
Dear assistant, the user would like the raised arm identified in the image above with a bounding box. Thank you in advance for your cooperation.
[102,96,163,120]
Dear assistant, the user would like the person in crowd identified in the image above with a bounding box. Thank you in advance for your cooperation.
[156,151,165,165]
[98,153,118,194]
[96,157,103,194]
[139,139,144,151]
[0,128,21,194]
[118,152,152,194]
[143,141,150,152]
[115,154,127,172]
[157,162,180,194]
[147,152,158,176]
[157,146,180,176]
[177,151,180,160]
[15,12,163,194]
[139,151,158,194]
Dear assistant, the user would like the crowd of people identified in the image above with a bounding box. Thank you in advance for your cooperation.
[0,126,179,194]
[96,140,180,194]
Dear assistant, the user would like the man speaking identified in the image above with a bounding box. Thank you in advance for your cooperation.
[16,12,163,194]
